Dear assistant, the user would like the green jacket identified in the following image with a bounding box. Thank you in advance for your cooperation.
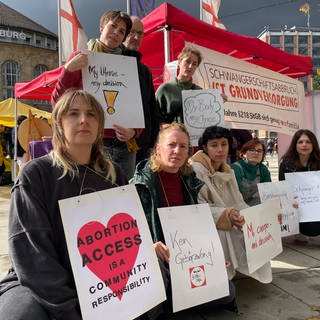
[155,77,202,123]
[130,160,204,243]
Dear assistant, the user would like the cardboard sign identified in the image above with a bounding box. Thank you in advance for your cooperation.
[182,89,225,146]
[241,199,283,274]
[258,181,299,237]
[59,185,166,320]
[158,203,229,313]
[82,51,145,128]
[285,171,320,222]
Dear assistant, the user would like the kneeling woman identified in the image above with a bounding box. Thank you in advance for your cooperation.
[130,123,236,318]
[190,126,272,283]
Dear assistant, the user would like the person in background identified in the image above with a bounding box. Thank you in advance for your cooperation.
[12,115,27,169]
[52,10,153,180]
[155,44,203,124]
[279,129,320,242]
[0,89,127,320]
[130,123,237,319]
[231,139,271,206]
[190,126,272,283]
[123,15,160,164]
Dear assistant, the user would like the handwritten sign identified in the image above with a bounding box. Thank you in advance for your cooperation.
[258,181,299,237]
[59,185,166,320]
[241,199,282,274]
[158,204,229,313]
[182,89,225,146]
[285,171,320,222]
[82,51,145,128]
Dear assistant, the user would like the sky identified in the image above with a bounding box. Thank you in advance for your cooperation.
[1,0,320,38]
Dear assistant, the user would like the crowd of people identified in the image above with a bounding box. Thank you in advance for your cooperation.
[0,9,319,320]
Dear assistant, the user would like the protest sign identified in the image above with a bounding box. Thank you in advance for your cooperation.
[158,203,229,312]
[82,51,145,128]
[191,43,305,135]
[241,199,282,274]
[285,171,320,222]
[59,185,166,320]
[258,181,299,237]
[182,89,225,146]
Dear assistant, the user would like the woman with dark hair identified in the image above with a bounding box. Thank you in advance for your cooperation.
[131,123,237,318]
[52,10,155,180]
[231,139,271,206]
[0,89,127,320]
[279,129,320,240]
[190,126,272,283]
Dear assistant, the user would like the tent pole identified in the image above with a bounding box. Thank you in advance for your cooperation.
[58,0,62,66]
[163,25,170,65]
[13,98,18,181]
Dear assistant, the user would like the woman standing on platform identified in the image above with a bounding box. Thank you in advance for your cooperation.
[279,129,320,241]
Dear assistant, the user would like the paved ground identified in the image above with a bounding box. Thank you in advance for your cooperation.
[1,155,320,319]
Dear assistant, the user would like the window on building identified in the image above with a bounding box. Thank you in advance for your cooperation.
[313,35,320,46]
[313,57,320,68]
[299,46,308,55]
[284,35,294,44]
[34,64,48,78]
[270,35,280,45]
[2,60,19,99]
[284,47,294,54]
[313,47,320,56]
[299,35,308,45]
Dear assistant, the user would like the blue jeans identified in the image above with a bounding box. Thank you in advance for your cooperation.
[103,138,136,180]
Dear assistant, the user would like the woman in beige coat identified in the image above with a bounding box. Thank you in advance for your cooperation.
[189,126,272,283]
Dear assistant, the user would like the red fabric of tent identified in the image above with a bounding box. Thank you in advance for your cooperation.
[14,66,63,100]
[140,3,312,88]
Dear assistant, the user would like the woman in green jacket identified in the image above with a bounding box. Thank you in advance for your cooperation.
[231,139,271,206]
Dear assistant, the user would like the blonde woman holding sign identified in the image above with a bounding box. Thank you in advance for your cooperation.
[0,90,127,320]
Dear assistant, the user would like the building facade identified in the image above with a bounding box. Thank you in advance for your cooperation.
[0,1,58,108]
[258,26,320,90]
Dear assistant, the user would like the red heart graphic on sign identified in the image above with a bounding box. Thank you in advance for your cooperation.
[77,213,141,300]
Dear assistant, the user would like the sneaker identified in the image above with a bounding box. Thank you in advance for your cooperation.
[294,233,309,244]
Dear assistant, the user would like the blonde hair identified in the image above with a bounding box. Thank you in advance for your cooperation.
[178,44,202,66]
[51,89,116,182]
[150,123,193,175]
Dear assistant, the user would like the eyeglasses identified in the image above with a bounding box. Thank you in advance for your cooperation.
[129,30,144,38]
[247,148,263,154]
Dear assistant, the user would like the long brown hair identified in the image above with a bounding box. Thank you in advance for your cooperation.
[150,123,193,175]
[281,129,320,169]
[51,89,116,181]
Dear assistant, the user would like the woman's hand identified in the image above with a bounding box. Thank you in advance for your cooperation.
[230,210,245,231]
[112,124,135,142]
[64,52,88,72]
[154,241,170,263]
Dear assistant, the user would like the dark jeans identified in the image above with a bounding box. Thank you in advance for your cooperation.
[103,138,136,180]
[300,221,320,236]
[0,285,50,320]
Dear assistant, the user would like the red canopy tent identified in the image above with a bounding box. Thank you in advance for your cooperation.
[14,66,64,100]
[14,3,312,100]
[140,2,312,88]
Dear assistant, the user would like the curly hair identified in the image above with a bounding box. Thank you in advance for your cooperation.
[51,89,116,182]
[150,123,193,175]
[281,129,320,170]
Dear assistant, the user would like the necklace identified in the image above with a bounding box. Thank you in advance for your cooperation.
[78,165,119,195]
[158,172,170,207]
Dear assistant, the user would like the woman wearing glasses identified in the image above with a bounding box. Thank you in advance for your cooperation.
[231,139,271,206]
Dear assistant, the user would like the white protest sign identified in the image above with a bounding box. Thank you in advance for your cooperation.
[258,181,299,237]
[82,51,145,128]
[158,203,229,313]
[182,89,225,146]
[192,42,305,135]
[285,171,320,222]
[241,199,282,274]
[59,185,166,320]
